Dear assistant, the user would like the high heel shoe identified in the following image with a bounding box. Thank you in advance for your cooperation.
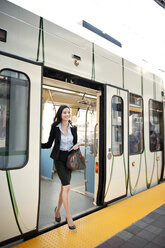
[55,207,61,222]
[66,218,76,230]
[68,224,76,230]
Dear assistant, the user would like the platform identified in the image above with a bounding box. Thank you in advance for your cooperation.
[96,204,165,248]
[13,182,165,248]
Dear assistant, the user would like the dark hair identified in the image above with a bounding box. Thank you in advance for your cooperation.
[53,105,71,126]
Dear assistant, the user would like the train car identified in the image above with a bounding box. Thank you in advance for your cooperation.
[0,0,165,246]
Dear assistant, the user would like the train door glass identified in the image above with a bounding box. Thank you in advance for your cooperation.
[104,85,128,203]
[0,70,29,170]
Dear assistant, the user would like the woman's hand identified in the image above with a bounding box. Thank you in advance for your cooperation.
[72,144,80,150]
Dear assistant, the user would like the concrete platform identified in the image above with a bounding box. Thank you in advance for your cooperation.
[96,204,165,248]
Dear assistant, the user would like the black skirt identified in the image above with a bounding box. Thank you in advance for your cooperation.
[55,151,71,186]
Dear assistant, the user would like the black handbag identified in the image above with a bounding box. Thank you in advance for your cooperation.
[66,149,86,171]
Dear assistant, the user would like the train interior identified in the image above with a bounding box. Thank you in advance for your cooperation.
[39,77,101,228]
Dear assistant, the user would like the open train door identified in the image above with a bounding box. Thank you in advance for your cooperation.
[103,84,129,204]
[0,53,42,245]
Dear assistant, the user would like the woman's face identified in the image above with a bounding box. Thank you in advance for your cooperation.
[61,107,70,122]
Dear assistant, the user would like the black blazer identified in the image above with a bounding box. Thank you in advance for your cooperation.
[41,124,77,160]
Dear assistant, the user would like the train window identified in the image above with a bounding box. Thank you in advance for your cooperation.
[149,100,163,152]
[0,69,29,170]
[112,96,123,156]
[129,93,144,155]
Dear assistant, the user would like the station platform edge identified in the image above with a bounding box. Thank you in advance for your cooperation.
[13,182,165,248]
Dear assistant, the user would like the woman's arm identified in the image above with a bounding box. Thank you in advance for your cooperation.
[41,125,56,149]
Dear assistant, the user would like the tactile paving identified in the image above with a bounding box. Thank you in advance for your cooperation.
[14,183,165,248]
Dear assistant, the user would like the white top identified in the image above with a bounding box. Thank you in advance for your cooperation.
[57,123,73,151]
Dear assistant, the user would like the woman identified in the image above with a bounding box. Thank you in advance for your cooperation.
[42,105,79,230]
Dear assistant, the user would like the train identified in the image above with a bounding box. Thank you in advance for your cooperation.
[0,0,165,246]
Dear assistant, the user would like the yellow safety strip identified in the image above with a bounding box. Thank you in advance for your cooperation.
[71,185,85,190]
[14,182,165,248]
[71,185,87,196]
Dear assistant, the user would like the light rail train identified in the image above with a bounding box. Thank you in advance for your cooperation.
[0,0,165,246]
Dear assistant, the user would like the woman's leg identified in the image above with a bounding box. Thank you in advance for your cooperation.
[62,185,74,227]
[55,157,73,226]
[56,185,63,218]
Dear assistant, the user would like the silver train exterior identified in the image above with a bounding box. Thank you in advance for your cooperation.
[0,0,165,245]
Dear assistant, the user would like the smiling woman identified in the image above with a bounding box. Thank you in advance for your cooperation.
[41,105,78,229]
